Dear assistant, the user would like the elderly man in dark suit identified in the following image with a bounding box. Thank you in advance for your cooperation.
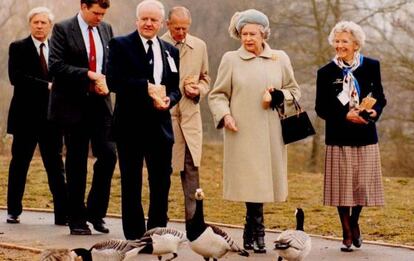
[6,6,68,226]
[106,0,181,240]
[48,0,116,235]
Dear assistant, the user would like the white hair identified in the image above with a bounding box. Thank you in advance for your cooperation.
[136,0,165,20]
[27,6,54,23]
[328,20,366,51]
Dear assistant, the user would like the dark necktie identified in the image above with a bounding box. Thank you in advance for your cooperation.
[175,41,183,52]
[39,43,48,79]
[147,40,154,83]
[88,26,96,91]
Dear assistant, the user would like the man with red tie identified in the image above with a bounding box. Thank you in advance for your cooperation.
[48,0,116,235]
[6,6,68,227]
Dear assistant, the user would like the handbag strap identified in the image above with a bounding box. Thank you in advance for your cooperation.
[277,94,303,119]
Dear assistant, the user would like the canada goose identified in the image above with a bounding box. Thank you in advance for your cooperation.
[274,208,311,261]
[88,239,143,261]
[137,227,187,261]
[186,188,249,261]
[39,248,85,261]
[41,239,143,261]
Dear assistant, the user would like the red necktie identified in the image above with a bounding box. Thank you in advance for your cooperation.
[88,26,96,92]
[39,43,48,79]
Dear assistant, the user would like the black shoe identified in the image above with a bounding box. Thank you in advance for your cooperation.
[243,239,254,250]
[70,224,92,235]
[353,237,362,248]
[340,238,353,252]
[351,220,362,248]
[243,224,254,250]
[6,214,20,224]
[253,236,266,254]
[89,219,109,234]
[340,243,353,252]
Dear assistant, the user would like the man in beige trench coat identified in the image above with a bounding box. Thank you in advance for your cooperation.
[161,6,210,221]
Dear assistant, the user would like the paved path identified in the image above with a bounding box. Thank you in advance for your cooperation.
[0,210,413,260]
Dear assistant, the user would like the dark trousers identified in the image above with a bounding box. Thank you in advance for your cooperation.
[180,144,199,221]
[64,117,116,227]
[245,202,265,236]
[117,137,172,240]
[7,123,67,221]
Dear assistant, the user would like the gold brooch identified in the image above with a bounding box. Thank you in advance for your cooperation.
[271,54,278,60]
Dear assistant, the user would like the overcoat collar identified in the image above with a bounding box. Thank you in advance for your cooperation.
[237,42,274,60]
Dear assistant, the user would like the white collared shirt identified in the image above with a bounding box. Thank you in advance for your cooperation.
[77,13,104,74]
[139,34,163,85]
[31,35,49,65]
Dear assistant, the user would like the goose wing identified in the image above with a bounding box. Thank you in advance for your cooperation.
[209,224,249,256]
[40,248,80,261]
[90,239,142,258]
[144,227,186,241]
[275,230,311,251]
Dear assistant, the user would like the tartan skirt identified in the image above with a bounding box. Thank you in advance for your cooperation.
[323,144,385,207]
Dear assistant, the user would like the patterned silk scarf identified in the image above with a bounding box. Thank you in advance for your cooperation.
[333,53,364,108]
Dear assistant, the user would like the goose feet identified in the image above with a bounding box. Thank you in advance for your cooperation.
[165,253,178,261]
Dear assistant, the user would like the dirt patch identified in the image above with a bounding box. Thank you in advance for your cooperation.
[0,247,39,261]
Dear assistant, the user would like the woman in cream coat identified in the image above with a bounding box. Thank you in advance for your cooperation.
[208,9,300,253]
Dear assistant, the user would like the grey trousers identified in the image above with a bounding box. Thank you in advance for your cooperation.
[180,144,200,221]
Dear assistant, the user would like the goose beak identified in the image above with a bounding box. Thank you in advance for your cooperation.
[195,188,205,200]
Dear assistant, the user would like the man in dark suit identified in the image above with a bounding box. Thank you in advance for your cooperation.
[6,7,68,226]
[106,0,181,240]
[48,0,116,235]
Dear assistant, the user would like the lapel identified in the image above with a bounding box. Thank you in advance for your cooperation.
[158,37,169,84]
[25,36,43,76]
[25,36,39,61]
[96,23,109,61]
[129,31,148,69]
[180,33,196,59]
[69,16,89,65]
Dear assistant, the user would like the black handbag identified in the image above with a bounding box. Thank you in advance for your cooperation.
[277,96,315,144]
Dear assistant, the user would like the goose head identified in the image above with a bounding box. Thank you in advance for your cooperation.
[195,188,205,200]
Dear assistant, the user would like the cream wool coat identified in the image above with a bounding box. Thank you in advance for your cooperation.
[208,43,300,202]
[161,32,210,172]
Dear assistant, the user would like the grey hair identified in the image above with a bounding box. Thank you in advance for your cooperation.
[27,6,54,23]
[168,6,191,23]
[328,20,366,51]
[136,0,165,20]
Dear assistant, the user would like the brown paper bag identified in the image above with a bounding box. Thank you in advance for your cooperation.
[149,84,166,106]
[359,96,377,110]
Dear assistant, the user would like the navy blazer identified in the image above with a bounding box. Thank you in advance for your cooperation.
[7,36,50,134]
[106,31,181,143]
[48,16,114,126]
[315,56,386,146]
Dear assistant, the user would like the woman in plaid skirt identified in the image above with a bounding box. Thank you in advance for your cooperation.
[315,21,386,252]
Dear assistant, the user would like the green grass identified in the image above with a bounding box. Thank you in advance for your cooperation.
[0,143,413,246]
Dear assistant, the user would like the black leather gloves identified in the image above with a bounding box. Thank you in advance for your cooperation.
[270,89,284,109]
